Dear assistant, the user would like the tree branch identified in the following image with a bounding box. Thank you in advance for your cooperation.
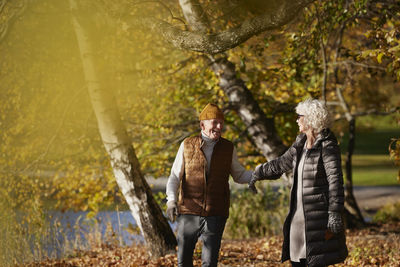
[0,0,28,42]
[332,60,387,71]
[0,0,6,13]
[22,87,87,172]
[351,106,400,117]
[132,0,187,27]
[128,0,315,54]
[334,106,400,121]
[315,1,328,104]
[178,0,209,32]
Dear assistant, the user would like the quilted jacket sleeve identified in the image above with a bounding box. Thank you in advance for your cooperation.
[322,141,345,213]
[258,146,296,180]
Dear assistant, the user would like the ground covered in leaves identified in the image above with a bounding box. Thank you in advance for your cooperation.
[26,222,400,267]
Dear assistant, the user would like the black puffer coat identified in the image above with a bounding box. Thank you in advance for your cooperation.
[258,129,348,267]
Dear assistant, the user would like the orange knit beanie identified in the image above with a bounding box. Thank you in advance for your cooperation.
[199,103,224,121]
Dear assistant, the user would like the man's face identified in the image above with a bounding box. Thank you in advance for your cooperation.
[201,119,224,140]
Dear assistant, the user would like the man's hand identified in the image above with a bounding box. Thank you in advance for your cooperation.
[166,201,178,222]
[248,164,262,194]
[248,176,258,194]
[327,211,343,234]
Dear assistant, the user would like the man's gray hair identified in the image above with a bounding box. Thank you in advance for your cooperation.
[295,98,331,133]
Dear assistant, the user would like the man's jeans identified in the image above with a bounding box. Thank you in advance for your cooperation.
[177,214,227,267]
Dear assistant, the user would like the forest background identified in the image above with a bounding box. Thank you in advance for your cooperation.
[0,0,399,266]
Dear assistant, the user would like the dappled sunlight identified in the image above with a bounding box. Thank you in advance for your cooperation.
[1,0,399,265]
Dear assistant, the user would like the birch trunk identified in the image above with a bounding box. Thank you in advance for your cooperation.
[133,0,315,54]
[209,57,288,159]
[68,0,177,257]
[179,0,288,161]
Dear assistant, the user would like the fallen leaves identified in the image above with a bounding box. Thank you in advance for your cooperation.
[24,222,400,267]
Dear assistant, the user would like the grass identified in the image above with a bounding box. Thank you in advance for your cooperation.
[373,201,400,223]
[339,129,399,155]
[338,122,400,186]
[350,154,398,186]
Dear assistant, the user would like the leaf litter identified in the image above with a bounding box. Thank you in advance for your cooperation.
[24,222,399,266]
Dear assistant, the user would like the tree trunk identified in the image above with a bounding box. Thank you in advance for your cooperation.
[178,0,288,161]
[132,0,315,54]
[69,0,177,258]
[209,56,288,160]
[343,118,365,228]
[330,19,365,227]
[334,84,365,227]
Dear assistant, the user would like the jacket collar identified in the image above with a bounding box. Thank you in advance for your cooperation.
[293,128,334,150]
[199,132,219,148]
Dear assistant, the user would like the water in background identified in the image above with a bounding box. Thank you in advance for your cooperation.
[43,210,177,259]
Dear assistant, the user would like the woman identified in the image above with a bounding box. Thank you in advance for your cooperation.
[249,98,348,267]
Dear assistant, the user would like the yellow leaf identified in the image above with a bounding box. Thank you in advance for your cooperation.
[377,53,384,64]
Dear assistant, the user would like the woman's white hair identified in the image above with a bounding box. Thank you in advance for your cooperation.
[295,98,331,133]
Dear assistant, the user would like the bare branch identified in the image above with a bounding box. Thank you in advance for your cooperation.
[132,0,187,27]
[118,56,198,76]
[316,1,328,104]
[0,0,6,13]
[127,119,198,130]
[335,85,353,121]
[332,60,387,71]
[351,106,400,117]
[326,101,341,106]
[334,106,400,121]
[0,22,8,41]
[0,0,28,43]
[22,87,86,172]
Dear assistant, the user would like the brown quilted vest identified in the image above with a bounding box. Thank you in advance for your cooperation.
[178,135,233,217]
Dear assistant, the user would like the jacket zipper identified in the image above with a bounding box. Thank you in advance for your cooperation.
[203,160,207,215]
[302,148,310,264]
[200,140,208,215]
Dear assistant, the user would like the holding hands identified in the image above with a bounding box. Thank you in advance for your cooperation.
[248,164,263,194]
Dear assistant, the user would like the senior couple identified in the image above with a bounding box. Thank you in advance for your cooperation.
[166,99,348,267]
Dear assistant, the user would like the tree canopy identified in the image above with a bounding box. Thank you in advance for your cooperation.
[0,0,399,263]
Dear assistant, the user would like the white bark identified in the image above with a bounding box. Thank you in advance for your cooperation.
[69,0,176,257]
[132,0,315,54]
[179,0,287,160]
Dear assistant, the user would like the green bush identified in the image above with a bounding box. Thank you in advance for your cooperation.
[373,201,400,223]
[224,183,290,239]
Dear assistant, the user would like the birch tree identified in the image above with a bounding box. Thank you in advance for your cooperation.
[127,0,316,162]
[125,0,400,227]
[68,0,176,258]
[178,0,288,161]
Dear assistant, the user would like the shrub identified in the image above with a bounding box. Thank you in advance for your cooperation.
[224,183,290,239]
[373,201,400,223]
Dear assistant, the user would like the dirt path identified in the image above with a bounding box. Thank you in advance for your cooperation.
[148,177,400,216]
[353,185,400,217]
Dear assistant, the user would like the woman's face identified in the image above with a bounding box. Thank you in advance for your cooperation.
[297,114,307,133]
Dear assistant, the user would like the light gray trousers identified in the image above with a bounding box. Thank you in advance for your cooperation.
[177,214,227,267]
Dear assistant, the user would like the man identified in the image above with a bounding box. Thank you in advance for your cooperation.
[166,103,253,267]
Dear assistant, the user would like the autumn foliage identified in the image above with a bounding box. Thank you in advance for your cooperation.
[25,222,400,267]
[1,0,400,266]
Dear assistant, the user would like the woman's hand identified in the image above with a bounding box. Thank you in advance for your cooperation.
[248,164,262,194]
[327,211,343,234]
